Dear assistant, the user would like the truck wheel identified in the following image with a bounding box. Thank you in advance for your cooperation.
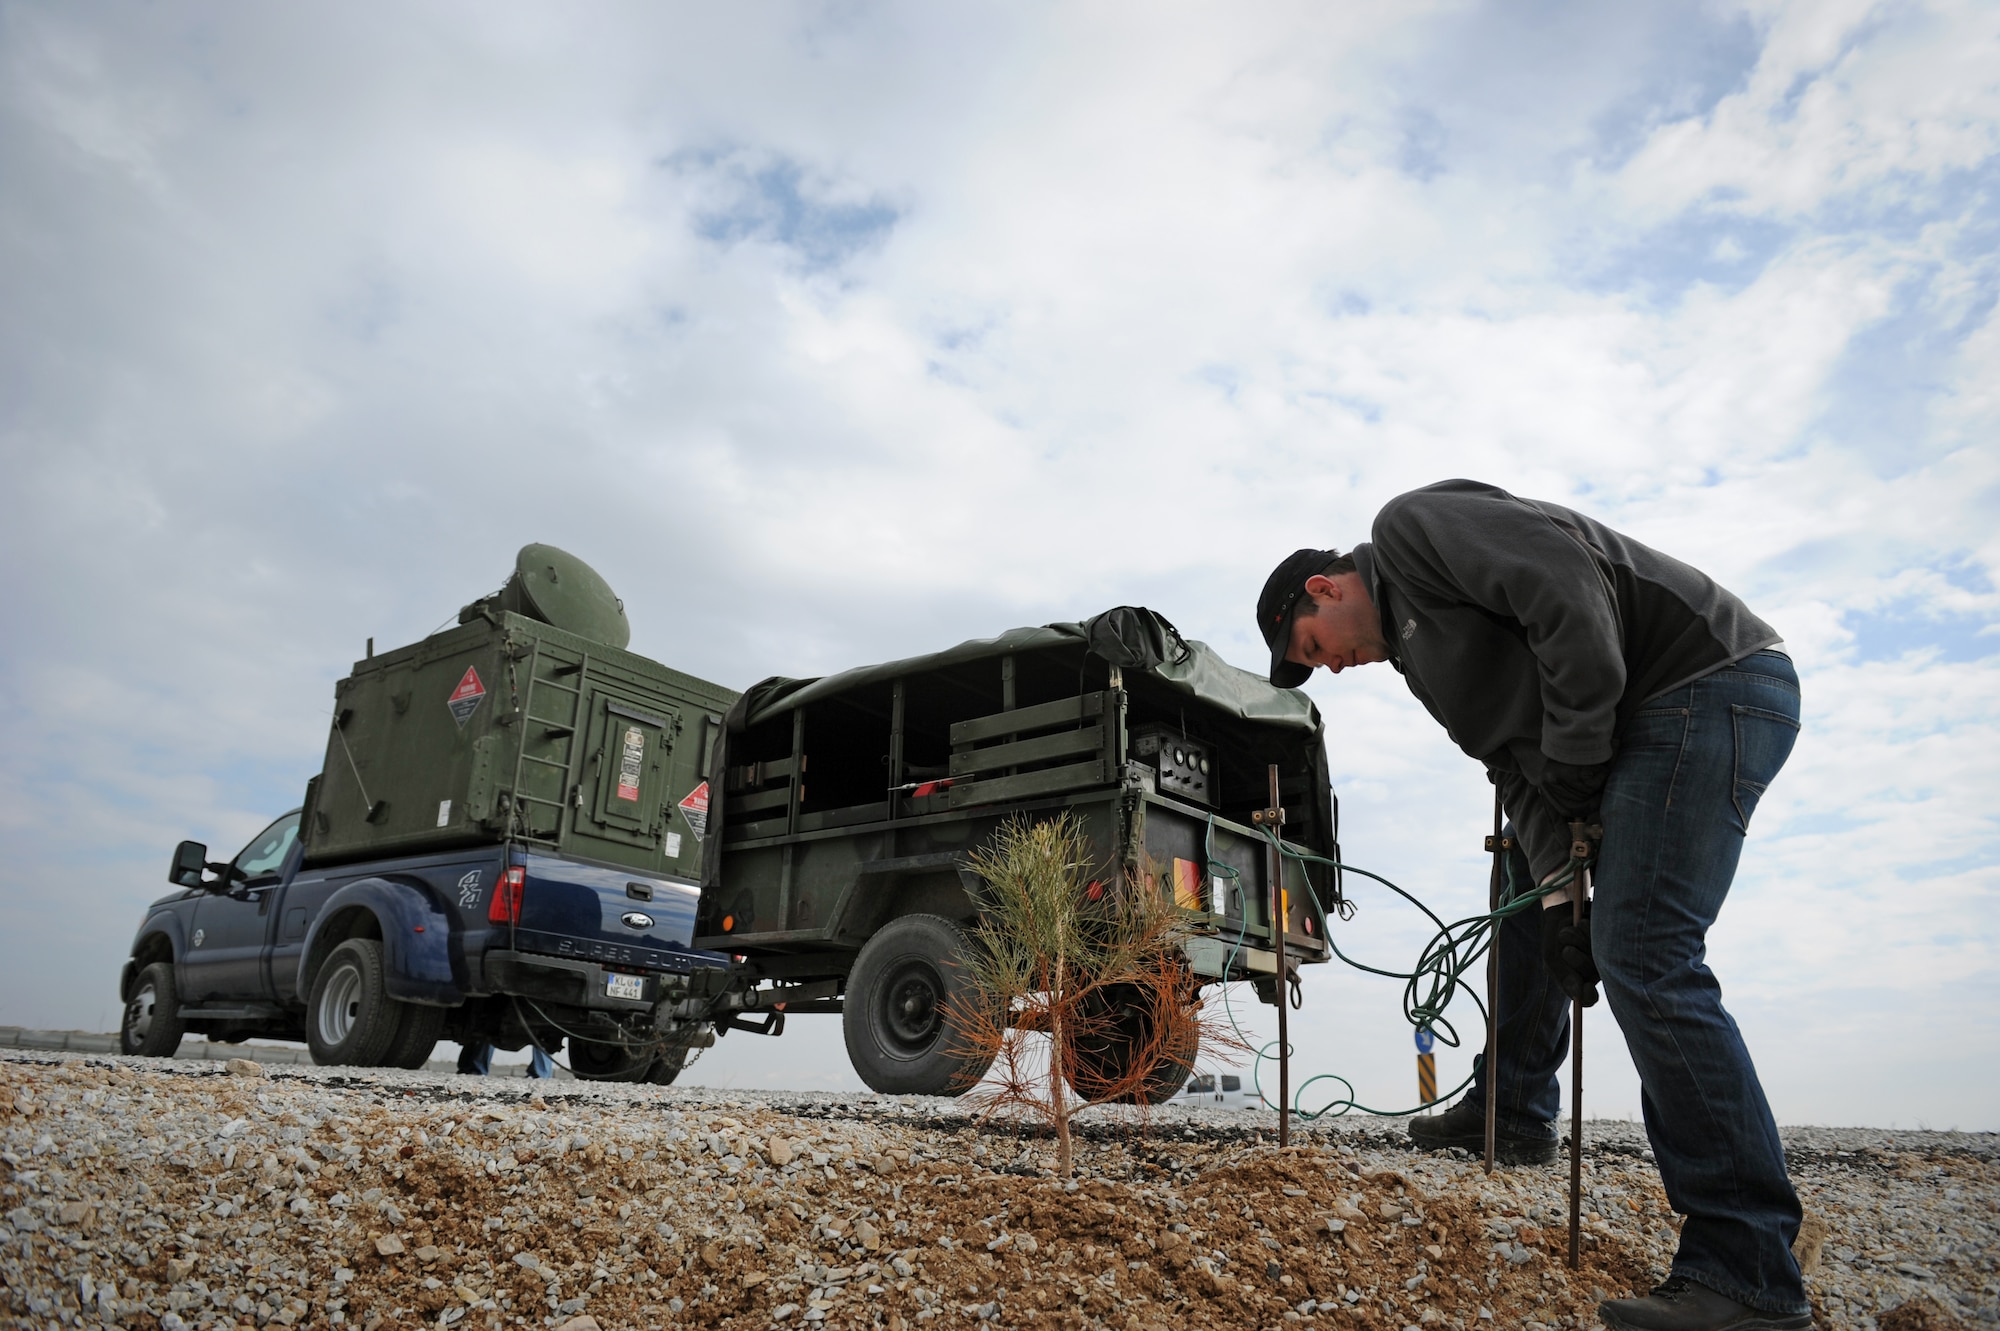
[1061,982,1200,1106]
[307,939,402,1066]
[380,1002,446,1070]
[644,1045,689,1085]
[120,962,186,1058]
[843,914,995,1096]
[568,1039,655,1082]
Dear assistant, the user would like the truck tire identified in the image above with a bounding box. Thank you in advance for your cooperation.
[843,914,995,1096]
[1061,982,1200,1106]
[307,939,402,1066]
[380,1001,446,1070]
[568,1039,656,1082]
[644,1045,689,1085]
[120,962,186,1058]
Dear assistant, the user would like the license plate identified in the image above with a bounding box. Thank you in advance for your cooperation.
[605,973,645,1001]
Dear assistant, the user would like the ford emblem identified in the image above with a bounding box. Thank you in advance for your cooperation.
[620,911,655,930]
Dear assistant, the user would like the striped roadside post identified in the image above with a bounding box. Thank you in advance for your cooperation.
[1415,1026,1437,1109]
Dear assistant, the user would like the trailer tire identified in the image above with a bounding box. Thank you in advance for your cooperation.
[306,939,402,1066]
[1062,982,1199,1106]
[380,1001,446,1069]
[120,962,186,1058]
[844,913,994,1096]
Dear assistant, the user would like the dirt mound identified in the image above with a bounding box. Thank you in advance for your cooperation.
[1880,1294,1970,1331]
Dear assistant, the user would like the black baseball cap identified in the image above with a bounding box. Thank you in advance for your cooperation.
[1257,548,1343,688]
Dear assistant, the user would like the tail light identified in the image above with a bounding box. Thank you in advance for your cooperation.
[488,867,525,923]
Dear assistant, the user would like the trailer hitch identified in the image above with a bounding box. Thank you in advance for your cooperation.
[718,1010,786,1038]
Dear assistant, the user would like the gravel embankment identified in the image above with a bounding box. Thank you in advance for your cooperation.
[1,1050,1992,1330]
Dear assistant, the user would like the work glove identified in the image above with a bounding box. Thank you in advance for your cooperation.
[1539,760,1610,821]
[1541,899,1600,1007]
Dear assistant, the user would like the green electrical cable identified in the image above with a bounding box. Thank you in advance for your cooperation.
[1201,815,1587,1120]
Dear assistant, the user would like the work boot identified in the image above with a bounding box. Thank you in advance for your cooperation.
[1405,1095,1558,1165]
[1600,1276,1813,1330]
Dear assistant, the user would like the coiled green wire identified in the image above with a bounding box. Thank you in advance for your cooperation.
[1203,816,1584,1119]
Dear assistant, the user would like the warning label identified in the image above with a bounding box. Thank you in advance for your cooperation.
[446,666,486,727]
[677,781,711,841]
[1172,857,1204,911]
[616,727,645,802]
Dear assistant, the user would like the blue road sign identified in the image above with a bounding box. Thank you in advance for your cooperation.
[1414,1027,1435,1054]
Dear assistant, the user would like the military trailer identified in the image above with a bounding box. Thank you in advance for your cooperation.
[694,607,1343,1100]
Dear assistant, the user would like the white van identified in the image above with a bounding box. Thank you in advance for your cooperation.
[1176,1072,1263,1110]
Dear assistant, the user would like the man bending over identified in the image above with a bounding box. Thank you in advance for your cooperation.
[1258,479,1809,1331]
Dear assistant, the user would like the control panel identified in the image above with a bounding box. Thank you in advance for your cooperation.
[1129,726,1214,805]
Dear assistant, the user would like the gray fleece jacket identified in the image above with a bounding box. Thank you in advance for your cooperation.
[1351,479,1780,879]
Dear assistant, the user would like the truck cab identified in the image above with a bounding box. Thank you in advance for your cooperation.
[177,809,304,1004]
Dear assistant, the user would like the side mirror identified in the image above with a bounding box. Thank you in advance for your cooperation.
[170,841,209,888]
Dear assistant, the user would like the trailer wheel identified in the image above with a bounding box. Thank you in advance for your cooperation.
[1061,982,1199,1106]
[568,1039,656,1082]
[844,914,994,1096]
[380,1001,446,1069]
[306,939,402,1066]
[120,962,186,1058]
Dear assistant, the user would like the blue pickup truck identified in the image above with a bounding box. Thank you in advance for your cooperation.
[118,807,736,1082]
[115,546,771,1083]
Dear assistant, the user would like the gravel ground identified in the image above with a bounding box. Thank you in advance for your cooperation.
[1,1050,1992,1331]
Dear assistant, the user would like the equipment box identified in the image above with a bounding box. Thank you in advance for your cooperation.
[303,612,737,877]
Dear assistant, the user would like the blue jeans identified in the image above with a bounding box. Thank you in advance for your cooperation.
[456,1043,555,1078]
[1470,651,1807,1315]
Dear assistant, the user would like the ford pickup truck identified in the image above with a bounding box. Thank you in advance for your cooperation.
[118,808,733,1081]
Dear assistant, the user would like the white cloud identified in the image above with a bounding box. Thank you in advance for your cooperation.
[1613,0,2000,218]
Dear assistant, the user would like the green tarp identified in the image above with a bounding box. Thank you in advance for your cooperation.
[703,607,1340,898]
[740,606,1323,736]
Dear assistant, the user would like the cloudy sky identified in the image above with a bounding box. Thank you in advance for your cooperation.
[1,1,1995,1128]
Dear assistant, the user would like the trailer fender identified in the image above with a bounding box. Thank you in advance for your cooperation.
[829,853,979,944]
[298,878,462,1007]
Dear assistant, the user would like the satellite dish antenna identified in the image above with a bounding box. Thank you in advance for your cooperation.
[498,543,631,648]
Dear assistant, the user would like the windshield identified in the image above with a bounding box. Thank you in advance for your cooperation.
[233,811,302,880]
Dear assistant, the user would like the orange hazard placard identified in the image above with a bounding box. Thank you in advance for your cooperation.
[446,666,486,727]
[677,781,711,840]
[1172,858,1204,911]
